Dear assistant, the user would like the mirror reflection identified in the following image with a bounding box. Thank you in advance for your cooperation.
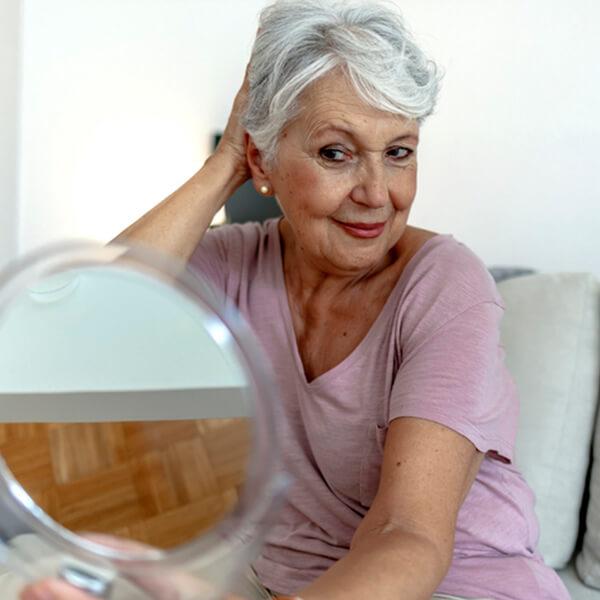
[0,263,252,549]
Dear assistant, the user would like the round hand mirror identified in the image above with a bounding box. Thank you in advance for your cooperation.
[0,240,286,599]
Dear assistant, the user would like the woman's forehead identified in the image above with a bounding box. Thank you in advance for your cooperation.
[295,71,419,144]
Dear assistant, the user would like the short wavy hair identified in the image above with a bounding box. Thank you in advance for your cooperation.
[242,0,442,165]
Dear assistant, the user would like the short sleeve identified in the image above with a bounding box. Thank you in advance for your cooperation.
[390,299,518,463]
[187,226,230,295]
[187,221,265,304]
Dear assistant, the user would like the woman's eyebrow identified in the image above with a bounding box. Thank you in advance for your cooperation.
[310,124,419,145]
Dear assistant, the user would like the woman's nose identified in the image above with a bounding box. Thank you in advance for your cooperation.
[350,160,389,208]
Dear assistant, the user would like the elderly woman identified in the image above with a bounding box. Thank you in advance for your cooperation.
[21,1,569,600]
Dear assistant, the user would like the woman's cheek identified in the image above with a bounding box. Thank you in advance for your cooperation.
[314,173,356,216]
[296,177,345,218]
[392,170,417,211]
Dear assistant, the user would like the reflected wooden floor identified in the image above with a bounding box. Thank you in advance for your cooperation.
[0,418,250,549]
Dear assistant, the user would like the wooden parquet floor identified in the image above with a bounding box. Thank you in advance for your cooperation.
[0,418,250,549]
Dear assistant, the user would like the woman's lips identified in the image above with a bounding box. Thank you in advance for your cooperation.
[332,219,386,239]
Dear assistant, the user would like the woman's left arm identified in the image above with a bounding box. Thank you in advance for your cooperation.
[297,416,484,600]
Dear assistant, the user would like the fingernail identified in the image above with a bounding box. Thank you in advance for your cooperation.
[21,585,54,600]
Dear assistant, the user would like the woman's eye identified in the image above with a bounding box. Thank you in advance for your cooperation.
[319,147,347,162]
[387,147,412,160]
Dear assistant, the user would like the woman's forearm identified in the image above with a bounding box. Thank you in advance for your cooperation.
[298,527,449,600]
[110,153,245,262]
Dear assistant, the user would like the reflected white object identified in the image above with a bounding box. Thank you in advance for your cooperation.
[1,266,246,393]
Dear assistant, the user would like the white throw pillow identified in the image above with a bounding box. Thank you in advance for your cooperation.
[497,273,599,569]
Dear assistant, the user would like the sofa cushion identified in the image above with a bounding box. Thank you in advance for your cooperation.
[497,273,599,569]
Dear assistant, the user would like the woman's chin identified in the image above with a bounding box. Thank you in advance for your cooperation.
[326,229,400,271]
[320,245,392,276]
[284,220,400,276]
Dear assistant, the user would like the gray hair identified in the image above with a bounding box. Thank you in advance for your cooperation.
[242,0,442,165]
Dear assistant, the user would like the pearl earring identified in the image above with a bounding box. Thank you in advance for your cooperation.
[260,185,270,195]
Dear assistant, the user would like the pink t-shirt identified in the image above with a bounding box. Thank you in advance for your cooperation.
[189,219,569,600]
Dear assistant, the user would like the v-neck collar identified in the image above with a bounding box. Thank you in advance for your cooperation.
[269,219,448,389]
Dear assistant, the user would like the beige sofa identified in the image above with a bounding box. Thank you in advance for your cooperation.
[496,272,600,599]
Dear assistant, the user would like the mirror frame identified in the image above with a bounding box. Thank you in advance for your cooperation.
[0,239,287,572]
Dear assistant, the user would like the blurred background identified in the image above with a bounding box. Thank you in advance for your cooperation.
[1,0,599,275]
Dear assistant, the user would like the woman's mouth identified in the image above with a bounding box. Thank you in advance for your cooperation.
[332,219,387,239]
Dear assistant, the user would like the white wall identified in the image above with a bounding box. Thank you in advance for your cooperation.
[0,0,21,270]
[400,0,600,276]
[16,0,600,276]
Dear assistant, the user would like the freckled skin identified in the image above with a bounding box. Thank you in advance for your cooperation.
[246,69,437,381]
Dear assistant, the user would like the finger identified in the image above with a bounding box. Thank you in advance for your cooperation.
[21,578,94,600]
[79,532,154,554]
[80,533,216,600]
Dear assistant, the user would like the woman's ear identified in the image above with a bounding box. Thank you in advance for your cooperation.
[245,133,272,195]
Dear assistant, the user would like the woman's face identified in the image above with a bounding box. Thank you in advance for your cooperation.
[255,70,419,277]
